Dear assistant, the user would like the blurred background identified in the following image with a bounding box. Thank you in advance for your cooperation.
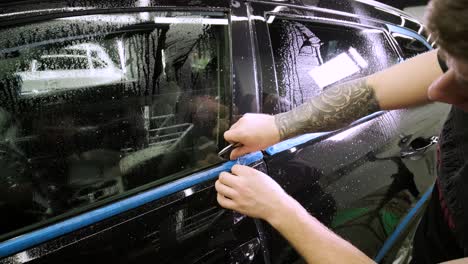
[376,0,429,20]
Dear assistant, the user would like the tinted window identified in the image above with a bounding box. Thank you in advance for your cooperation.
[266,19,399,111]
[0,12,230,238]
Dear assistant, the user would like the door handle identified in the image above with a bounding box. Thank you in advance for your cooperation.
[400,136,438,158]
[229,238,261,264]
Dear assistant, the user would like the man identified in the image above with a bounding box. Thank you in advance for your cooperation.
[214,0,468,263]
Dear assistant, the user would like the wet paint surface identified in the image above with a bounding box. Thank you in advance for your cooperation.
[262,105,449,262]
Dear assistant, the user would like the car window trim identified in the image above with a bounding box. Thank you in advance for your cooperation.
[248,0,421,32]
[0,7,229,29]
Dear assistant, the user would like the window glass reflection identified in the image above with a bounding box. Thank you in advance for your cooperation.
[0,11,230,239]
[266,19,399,111]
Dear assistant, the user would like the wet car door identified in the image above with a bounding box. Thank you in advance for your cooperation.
[0,8,268,264]
[249,1,451,263]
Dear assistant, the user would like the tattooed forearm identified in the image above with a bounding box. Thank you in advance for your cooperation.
[274,78,381,140]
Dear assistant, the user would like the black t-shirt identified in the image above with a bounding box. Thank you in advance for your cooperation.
[411,107,468,263]
[411,179,464,263]
[411,51,468,263]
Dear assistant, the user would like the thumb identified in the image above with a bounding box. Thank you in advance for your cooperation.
[230,146,251,160]
[224,129,240,143]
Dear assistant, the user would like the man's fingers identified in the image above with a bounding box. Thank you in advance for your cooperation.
[230,146,250,160]
[218,171,238,187]
[229,120,242,130]
[215,180,238,199]
[231,164,256,176]
[224,129,241,143]
[217,193,236,210]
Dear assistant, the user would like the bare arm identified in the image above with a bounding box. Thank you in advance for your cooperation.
[274,49,443,140]
[274,78,379,140]
[225,49,443,158]
[216,165,375,264]
[271,195,374,264]
[440,258,468,264]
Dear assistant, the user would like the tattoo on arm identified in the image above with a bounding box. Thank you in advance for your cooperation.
[274,78,381,140]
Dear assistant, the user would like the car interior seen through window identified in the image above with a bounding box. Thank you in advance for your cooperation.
[267,19,400,110]
[0,11,230,239]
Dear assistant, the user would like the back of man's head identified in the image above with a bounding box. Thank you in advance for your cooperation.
[426,0,468,61]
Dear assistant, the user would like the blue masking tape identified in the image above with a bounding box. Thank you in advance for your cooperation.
[265,132,331,155]
[0,151,264,258]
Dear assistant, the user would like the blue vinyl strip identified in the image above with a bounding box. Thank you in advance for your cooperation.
[0,151,264,258]
[265,132,331,155]
[374,186,433,262]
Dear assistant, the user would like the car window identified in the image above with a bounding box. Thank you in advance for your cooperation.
[0,11,230,239]
[264,18,399,112]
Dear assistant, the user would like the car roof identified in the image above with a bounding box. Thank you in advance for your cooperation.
[0,0,423,34]
[253,0,423,33]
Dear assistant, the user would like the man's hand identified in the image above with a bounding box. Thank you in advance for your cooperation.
[215,165,288,222]
[216,165,374,264]
[224,114,280,159]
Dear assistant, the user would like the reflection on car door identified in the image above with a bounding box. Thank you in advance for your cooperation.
[16,43,125,94]
[250,2,451,263]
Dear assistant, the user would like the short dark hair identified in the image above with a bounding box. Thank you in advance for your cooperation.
[426,0,468,61]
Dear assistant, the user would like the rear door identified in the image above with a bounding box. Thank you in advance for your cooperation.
[0,7,267,264]
[249,2,450,263]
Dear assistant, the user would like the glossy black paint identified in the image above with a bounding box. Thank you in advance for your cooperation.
[0,0,449,263]
[375,0,429,10]
[262,107,448,262]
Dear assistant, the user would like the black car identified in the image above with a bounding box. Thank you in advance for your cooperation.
[0,0,449,263]
[375,0,429,10]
